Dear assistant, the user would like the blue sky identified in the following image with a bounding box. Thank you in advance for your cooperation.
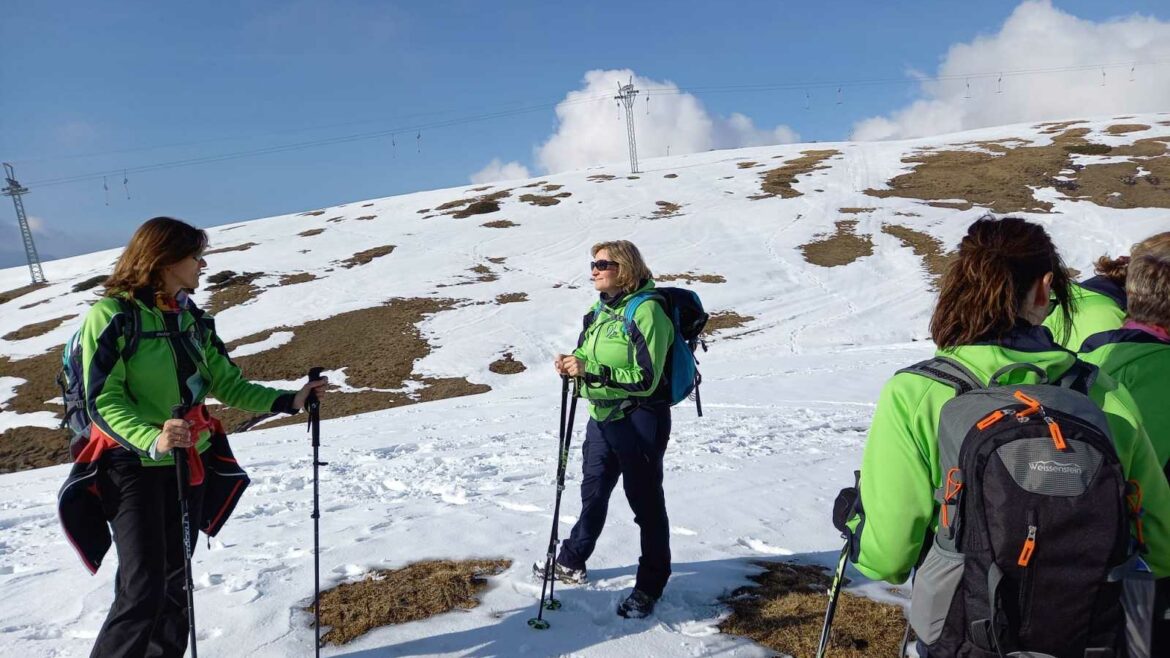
[2,0,1167,267]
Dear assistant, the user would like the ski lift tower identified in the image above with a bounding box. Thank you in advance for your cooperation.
[614,77,640,174]
[3,163,47,284]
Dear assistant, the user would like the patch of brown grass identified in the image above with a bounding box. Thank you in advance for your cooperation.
[518,192,572,207]
[1106,124,1150,135]
[587,174,617,182]
[0,426,71,474]
[299,210,326,217]
[704,311,754,334]
[0,283,48,306]
[203,271,265,315]
[542,184,564,192]
[436,190,511,218]
[863,128,1170,212]
[338,245,396,269]
[298,229,325,237]
[882,224,955,288]
[210,299,491,432]
[417,208,431,214]
[749,150,840,200]
[650,201,683,219]
[481,220,517,229]
[657,273,726,284]
[1111,137,1170,157]
[519,181,548,188]
[1036,120,1086,133]
[925,201,974,210]
[326,216,345,223]
[495,293,528,304]
[737,161,758,169]
[1063,158,1170,209]
[2,314,78,341]
[205,242,258,255]
[489,352,526,374]
[355,215,377,221]
[315,559,511,646]
[277,273,318,286]
[719,561,907,658]
[72,275,107,293]
[800,220,874,267]
[485,257,507,264]
[362,203,375,207]
[19,299,51,309]
[839,207,875,214]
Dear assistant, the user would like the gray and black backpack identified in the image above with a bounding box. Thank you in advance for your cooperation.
[903,357,1141,658]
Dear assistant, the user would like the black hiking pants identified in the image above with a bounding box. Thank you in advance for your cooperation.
[557,404,672,598]
[91,456,203,658]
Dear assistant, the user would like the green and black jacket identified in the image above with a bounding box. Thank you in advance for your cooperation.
[1044,276,1127,351]
[58,288,297,573]
[572,280,674,422]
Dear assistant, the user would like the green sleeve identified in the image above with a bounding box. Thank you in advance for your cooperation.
[81,299,161,453]
[851,374,943,584]
[1095,379,1170,577]
[201,317,291,413]
[578,301,673,401]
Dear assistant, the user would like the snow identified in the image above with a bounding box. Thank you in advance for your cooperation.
[0,114,1168,656]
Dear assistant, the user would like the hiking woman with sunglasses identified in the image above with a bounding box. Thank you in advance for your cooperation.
[535,240,675,619]
[58,216,327,657]
[838,217,1170,657]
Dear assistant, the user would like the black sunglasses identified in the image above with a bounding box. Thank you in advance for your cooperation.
[590,259,619,272]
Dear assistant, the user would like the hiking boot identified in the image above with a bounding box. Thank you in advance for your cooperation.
[616,589,657,619]
[531,560,587,585]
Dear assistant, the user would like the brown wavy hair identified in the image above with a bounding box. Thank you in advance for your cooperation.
[103,217,208,296]
[1126,231,1170,328]
[591,240,653,294]
[1093,254,1130,286]
[930,216,1074,348]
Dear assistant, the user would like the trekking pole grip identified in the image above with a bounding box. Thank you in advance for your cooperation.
[307,367,324,408]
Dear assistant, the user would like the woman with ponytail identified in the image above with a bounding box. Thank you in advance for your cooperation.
[840,216,1170,657]
[1044,252,1130,350]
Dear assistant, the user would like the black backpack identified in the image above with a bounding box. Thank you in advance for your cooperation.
[901,357,1138,657]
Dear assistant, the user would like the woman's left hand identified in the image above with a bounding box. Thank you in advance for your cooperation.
[293,377,329,411]
[560,356,586,378]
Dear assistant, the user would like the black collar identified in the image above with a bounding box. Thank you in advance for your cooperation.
[972,320,1068,353]
[1080,328,1170,353]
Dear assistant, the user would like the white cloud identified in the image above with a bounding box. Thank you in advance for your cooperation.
[535,69,800,173]
[470,159,532,184]
[25,216,48,235]
[852,1,1170,140]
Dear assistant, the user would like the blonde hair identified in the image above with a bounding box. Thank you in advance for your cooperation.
[591,240,653,294]
[1126,231,1170,328]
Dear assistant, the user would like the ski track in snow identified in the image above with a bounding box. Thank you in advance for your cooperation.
[1,115,1168,656]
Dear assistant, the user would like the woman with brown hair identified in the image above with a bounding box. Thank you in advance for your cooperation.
[838,217,1170,656]
[57,216,327,657]
[1044,251,1130,350]
[533,240,676,619]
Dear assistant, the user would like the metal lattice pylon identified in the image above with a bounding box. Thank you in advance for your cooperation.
[3,163,47,284]
[614,78,640,174]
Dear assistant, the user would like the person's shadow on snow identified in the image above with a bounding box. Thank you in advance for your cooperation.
[333,551,846,657]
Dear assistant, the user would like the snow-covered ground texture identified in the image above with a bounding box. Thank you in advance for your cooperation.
[1,114,1168,656]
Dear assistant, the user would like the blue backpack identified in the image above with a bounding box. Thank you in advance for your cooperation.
[609,287,709,415]
[57,298,142,459]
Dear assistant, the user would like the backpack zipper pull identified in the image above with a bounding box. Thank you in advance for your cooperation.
[1017,524,1037,567]
[1045,416,1067,450]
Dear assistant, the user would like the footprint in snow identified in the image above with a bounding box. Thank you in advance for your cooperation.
[736,536,794,555]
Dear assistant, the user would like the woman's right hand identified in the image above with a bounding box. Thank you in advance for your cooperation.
[156,419,193,454]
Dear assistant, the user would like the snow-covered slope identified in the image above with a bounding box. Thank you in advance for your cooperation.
[0,114,1167,657]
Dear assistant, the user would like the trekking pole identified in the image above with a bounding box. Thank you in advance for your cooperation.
[306,367,326,656]
[528,376,578,630]
[171,404,199,658]
[815,537,851,658]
